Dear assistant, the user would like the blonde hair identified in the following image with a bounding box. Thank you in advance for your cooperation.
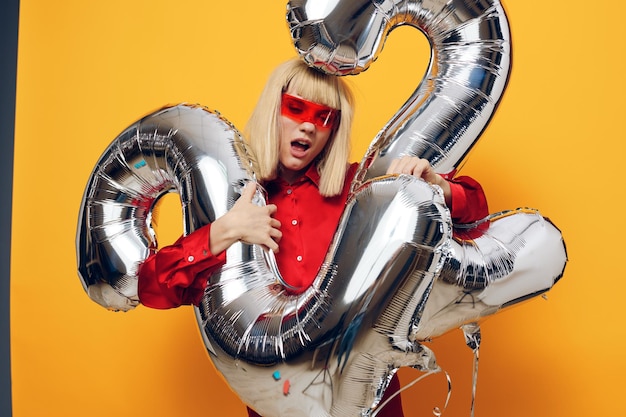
[245,59,355,197]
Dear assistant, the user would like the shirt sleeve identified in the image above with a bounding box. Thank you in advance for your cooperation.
[445,175,489,224]
[137,224,226,309]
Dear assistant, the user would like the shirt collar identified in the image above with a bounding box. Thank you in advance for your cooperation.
[273,163,321,188]
[303,163,321,187]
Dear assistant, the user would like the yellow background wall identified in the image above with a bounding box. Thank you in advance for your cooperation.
[11,1,624,416]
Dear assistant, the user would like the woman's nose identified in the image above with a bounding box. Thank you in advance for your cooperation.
[299,121,316,132]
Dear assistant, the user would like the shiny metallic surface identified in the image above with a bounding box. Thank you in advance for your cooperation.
[76,1,568,415]
[76,104,257,311]
[412,208,567,341]
[287,0,512,181]
[198,175,450,416]
[76,105,567,415]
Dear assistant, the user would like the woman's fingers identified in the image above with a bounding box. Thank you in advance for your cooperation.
[241,181,258,202]
[387,156,428,177]
[386,157,451,204]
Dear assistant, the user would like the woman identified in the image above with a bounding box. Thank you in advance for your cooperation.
[138,58,489,416]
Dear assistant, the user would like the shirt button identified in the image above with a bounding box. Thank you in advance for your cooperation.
[187,255,195,262]
[296,255,303,262]
[286,189,292,195]
[291,219,298,226]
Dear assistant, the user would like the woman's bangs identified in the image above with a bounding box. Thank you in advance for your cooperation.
[287,70,341,110]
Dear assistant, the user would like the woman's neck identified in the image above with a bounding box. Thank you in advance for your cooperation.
[278,164,310,184]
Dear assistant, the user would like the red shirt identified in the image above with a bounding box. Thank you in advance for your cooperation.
[138,163,488,309]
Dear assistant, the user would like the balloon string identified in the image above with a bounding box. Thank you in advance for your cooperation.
[371,369,451,417]
[461,323,482,417]
[470,347,479,417]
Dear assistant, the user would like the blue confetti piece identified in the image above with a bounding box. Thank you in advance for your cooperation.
[134,160,147,169]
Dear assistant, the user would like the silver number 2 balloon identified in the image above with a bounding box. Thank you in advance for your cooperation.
[76,1,567,416]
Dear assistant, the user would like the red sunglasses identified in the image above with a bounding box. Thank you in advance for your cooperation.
[280,93,340,130]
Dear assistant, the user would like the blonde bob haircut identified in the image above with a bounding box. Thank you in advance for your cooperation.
[245,58,355,197]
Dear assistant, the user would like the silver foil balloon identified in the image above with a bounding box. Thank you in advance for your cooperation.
[199,174,452,416]
[285,0,566,414]
[413,209,567,341]
[76,1,568,416]
[287,0,512,183]
[76,104,260,311]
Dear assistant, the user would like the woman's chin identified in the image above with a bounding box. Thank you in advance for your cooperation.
[282,157,310,172]
[279,161,310,181]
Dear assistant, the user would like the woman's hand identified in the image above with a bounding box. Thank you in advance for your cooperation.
[209,182,282,254]
[386,156,451,206]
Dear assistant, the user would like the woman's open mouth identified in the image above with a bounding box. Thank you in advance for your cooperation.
[291,140,310,157]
